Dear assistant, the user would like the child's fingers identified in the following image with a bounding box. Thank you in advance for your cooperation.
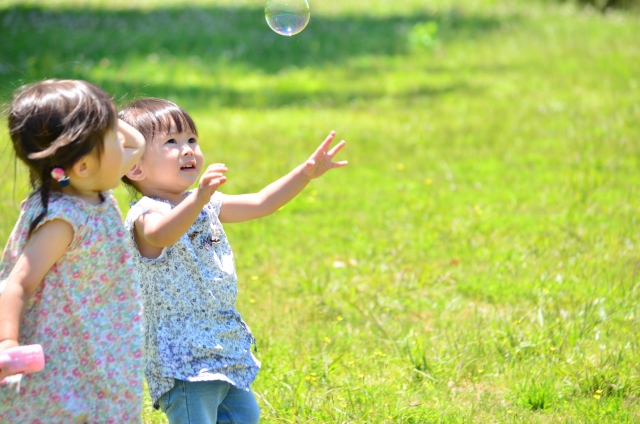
[327,140,346,157]
[204,164,228,175]
[201,174,226,187]
[208,176,227,188]
[323,130,336,143]
[203,172,225,179]
[200,167,226,182]
[311,131,336,156]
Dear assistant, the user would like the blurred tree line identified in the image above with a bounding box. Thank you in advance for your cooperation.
[571,0,639,11]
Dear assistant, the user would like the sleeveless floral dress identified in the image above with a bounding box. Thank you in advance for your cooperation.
[0,191,144,423]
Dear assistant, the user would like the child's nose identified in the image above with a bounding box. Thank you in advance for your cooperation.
[182,145,195,156]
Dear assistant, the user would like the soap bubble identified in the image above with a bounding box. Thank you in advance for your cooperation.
[265,0,310,36]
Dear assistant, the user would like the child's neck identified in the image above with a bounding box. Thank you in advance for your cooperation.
[60,186,104,206]
[142,187,188,206]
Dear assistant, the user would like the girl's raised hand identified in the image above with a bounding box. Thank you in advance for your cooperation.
[302,131,348,179]
[196,163,227,205]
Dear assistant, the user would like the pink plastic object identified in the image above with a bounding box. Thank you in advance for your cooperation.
[0,345,45,375]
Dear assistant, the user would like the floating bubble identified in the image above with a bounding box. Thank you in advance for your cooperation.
[265,0,310,36]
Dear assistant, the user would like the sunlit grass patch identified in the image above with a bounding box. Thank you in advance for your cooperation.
[1,0,639,423]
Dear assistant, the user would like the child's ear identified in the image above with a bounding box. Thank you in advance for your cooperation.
[70,156,92,178]
[126,163,145,182]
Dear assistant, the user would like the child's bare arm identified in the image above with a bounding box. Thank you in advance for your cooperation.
[134,194,205,251]
[218,131,347,223]
[0,220,73,380]
[134,164,227,250]
[119,119,146,177]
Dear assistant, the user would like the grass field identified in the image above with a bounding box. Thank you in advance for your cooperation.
[1,0,639,422]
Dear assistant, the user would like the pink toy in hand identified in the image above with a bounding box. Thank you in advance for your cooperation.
[0,345,45,377]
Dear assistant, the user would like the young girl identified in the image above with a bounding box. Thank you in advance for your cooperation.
[0,80,146,422]
[119,98,347,423]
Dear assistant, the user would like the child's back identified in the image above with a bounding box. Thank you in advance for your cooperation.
[0,79,146,422]
[0,191,143,421]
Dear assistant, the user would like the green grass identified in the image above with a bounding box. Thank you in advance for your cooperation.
[1,0,639,422]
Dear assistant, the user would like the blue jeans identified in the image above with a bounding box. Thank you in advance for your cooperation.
[158,379,260,424]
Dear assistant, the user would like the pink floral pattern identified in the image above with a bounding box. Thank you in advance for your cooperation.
[0,191,144,423]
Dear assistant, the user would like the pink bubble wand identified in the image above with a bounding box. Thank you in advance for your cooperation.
[0,345,45,389]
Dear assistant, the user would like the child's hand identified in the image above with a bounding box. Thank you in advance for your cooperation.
[195,163,227,206]
[118,119,146,166]
[302,131,348,179]
[118,119,145,150]
[0,340,19,381]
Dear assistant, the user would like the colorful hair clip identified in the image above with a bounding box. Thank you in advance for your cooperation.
[51,167,70,187]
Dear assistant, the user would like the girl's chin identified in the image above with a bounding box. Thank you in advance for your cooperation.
[176,179,198,191]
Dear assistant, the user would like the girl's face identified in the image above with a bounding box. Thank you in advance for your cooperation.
[138,120,204,195]
[84,124,123,192]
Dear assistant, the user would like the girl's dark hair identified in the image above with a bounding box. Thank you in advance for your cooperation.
[8,79,117,235]
[118,98,197,196]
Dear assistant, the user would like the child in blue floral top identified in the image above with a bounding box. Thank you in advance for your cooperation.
[119,98,347,423]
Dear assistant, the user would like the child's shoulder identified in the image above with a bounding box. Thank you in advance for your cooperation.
[22,191,80,217]
[124,196,172,229]
[127,196,173,213]
[24,191,119,227]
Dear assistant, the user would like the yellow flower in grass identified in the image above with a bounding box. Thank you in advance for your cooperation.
[324,337,331,344]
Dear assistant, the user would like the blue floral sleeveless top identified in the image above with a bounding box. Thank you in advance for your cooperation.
[124,191,260,407]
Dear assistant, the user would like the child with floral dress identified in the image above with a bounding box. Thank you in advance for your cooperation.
[0,79,146,422]
[119,98,347,423]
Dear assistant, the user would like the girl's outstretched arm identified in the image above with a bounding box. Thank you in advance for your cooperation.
[218,131,347,224]
[119,119,146,177]
[0,220,73,380]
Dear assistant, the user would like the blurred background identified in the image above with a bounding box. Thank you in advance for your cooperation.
[1,0,639,422]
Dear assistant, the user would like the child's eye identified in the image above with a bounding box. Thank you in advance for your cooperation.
[166,139,177,144]
[188,138,197,144]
